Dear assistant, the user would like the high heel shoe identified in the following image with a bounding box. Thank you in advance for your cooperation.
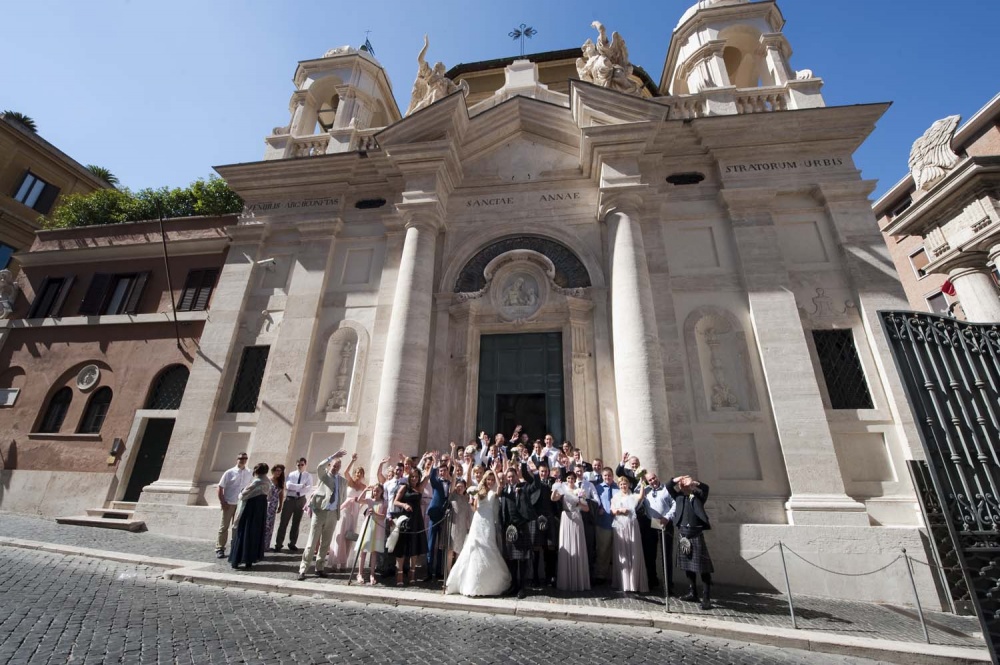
[369,575,376,586]
[396,571,404,586]
[357,573,365,584]
[409,569,417,585]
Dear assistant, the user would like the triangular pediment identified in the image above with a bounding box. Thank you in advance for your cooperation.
[459,96,581,185]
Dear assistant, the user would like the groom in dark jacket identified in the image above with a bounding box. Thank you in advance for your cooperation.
[500,461,541,598]
[668,475,714,609]
[426,455,452,581]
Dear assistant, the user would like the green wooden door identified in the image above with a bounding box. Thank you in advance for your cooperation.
[477,332,564,443]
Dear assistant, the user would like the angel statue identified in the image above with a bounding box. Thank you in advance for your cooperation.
[575,21,643,96]
[908,115,961,191]
[405,35,469,116]
[0,269,19,319]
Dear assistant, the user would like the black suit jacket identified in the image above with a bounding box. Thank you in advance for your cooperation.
[500,463,540,527]
[667,481,711,533]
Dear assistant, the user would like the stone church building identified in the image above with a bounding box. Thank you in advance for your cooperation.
[1,0,943,606]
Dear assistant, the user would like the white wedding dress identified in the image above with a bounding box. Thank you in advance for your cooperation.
[445,491,511,597]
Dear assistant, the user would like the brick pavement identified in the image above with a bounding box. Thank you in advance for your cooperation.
[0,546,880,665]
[0,513,982,650]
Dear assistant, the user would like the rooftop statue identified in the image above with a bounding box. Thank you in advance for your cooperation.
[405,35,469,116]
[576,21,643,96]
[908,115,961,191]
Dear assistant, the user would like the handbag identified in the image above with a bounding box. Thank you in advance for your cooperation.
[345,530,359,542]
[386,515,409,551]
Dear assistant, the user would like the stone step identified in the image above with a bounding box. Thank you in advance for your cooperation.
[55,515,146,532]
[85,508,135,519]
[110,501,138,511]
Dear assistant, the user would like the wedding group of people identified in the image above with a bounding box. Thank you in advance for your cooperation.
[214,428,716,609]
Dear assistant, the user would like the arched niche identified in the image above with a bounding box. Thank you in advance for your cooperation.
[683,307,759,421]
[453,236,593,294]
[313,321,368,421]
[718,25,768,87]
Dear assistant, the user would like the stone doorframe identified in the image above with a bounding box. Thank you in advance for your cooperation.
[112,409,178,504]
[438,249,605,459]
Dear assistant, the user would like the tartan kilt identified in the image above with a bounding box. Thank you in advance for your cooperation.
[503,519,538,560]
[677,531,714,574]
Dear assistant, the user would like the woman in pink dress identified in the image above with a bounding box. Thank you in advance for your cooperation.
[611,475,649,594]
[328,453,368,571]
[552,471,591,591]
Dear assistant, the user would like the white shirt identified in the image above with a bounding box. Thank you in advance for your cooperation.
[218,465,252,504]
[577,477,599,503]
[642,484,677,523]
[384,476,405,512]
[284,468,313,498]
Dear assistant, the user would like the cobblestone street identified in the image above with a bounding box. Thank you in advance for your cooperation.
[0,545,884,665]
[0,514,981,650]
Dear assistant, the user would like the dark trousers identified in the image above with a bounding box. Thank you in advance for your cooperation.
[427,508,446,576]
[639,516,660,588]
[274,495,305,548]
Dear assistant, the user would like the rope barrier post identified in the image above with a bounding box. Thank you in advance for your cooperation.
[778,541,797,629]
[660,525,670,613]
[441,509,452,594]
[348,511,372,586]
[902,548,930,644]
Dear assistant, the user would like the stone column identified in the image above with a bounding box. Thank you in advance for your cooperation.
[247,221,339,465]
[604,200,673,474]
[369,212,441,465]
[140,222,267,506]
[724,193,866,525]
[949,254,1000,323]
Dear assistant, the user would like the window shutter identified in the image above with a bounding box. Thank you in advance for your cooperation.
[34,183,61,215]
[27,278,51,318]
[124,272,150,314]
[78,273,112,315]
[193,269,219,311]
[50,275,75,317]
[178,270,200,312]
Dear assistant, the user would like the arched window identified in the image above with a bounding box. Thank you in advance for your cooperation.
[38,387,72,433]
[145,365,189,410]
[78,387,113,434]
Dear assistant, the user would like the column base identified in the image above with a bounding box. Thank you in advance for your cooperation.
[138,480,204,507]
[784,494,869,526]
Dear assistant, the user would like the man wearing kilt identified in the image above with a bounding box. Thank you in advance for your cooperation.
[532,460,561,587]
[500,460,541,599]
[668,475,714,610]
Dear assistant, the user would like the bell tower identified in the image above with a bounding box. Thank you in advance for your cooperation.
[661,0,823,113]
[264,44,401,160]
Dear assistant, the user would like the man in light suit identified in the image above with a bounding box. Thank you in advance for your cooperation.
[297,448,347,580]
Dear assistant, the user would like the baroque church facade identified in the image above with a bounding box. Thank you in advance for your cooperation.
[76,0,934,603]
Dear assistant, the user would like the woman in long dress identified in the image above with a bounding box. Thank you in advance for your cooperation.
[328,454,367,571]
[263,464,285,550]
[392,468,428,585]
[611,475,648,593]
[552,471,590,591]
[447,478,473,571]
[445,471,511,597]
[229,463,272,570]
[352,484,386,585]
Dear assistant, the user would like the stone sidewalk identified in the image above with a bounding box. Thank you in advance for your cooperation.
[0,512,988,664]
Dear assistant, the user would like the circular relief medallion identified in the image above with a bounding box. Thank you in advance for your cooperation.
[76,364,100,391]
[498,273,542,320]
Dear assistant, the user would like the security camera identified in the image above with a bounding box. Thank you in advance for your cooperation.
[256,258,276,266]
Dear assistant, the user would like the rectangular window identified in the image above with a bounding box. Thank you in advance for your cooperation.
[909,248,930,279]
[227,346,270,413]
[177,268,219,312]
[78,272,150,316]
[926,291,949,315]
[27,276,75,318]
[812,329,874,410]
[13,172,60,214]
[0,243,15,269]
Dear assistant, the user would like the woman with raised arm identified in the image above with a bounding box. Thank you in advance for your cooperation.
[611,474,648,594]
[328,453,368,571]
[391,468,428,585]
[445,470,511,596]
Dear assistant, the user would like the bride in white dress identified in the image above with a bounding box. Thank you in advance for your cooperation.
[445,470,511,597]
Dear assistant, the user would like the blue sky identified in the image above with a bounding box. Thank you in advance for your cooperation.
[2,1,996,199]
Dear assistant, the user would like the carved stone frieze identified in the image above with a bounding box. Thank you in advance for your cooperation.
[909,115,961,191]
[454,236,591,293]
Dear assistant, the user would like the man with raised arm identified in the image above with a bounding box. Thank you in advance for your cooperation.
[297,449,348,581]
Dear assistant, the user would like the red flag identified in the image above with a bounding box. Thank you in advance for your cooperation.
[941,279,956,297]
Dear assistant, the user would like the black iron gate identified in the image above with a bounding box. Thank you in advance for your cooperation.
[881,311,1000,663]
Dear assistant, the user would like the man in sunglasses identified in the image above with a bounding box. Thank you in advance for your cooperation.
[274,457,311,552]
[215,452,252,559]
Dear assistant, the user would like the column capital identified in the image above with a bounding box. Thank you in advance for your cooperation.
[989,242,1000,264]
[394,199,445,233]
[598,186,649,222]
[947,251,992,279]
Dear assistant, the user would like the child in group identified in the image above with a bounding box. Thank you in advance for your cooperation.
[352,483,386,585]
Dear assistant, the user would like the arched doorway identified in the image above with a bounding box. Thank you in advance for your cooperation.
[122,365,189,502]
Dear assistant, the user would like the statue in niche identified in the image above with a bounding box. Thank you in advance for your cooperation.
[405,35,469,116]
[325,340,355,412]
[909,115,961,191]
[502,277,538,308]
[576,21,643,96]
[701,322,740,411]
[0,270,18,319]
